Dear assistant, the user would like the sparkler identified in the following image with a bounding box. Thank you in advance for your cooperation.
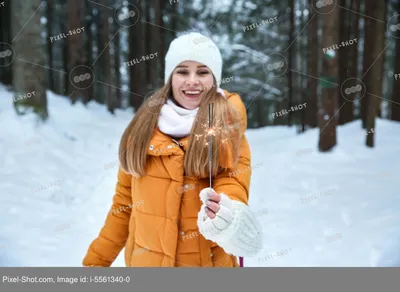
[208,103,214,188]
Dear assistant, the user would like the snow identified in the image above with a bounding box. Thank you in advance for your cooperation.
[0,84,399,267]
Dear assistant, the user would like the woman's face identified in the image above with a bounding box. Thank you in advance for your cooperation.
[171,61,214,110]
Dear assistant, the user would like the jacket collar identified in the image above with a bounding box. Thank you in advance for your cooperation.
[147,89,235,168]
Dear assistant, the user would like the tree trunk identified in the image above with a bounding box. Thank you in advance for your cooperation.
[306,0,318,128]
[287,0,294,126]
[12,0,48,120]
[67,0,88,104]
[344,0,360,123]
[338,0,352,125]
[0,0,12,85]
[145,0,152,91]
[376,1,388,118]
[83,0,94,104]
[46,0,54,92]
[94,6,105,104]
[361,0,374,129]
[156,0,166,87]
[365,0,386,147]
[318,5,340,151]
[113,11,121,109]
[391,2,400,121]
[102,3,113,113]
[129,2,146,110]
[60,1,68,95]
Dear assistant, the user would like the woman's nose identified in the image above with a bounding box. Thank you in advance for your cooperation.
[185,74,200,86]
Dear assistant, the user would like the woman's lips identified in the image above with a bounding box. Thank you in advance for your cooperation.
[182,90,202,99]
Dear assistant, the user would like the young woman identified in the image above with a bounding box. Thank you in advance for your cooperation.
[82,32,262,267]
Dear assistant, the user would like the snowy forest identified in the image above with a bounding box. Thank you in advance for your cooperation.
[0,0,400,267]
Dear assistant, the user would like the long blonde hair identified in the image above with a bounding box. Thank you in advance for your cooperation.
[118,75,242,179]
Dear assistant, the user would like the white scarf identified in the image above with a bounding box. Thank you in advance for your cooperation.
[158,98,199,138]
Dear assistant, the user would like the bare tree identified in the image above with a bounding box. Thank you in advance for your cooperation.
[12,0,48,120]
[344,0,361,123]
[306,0,318,128]
[287,0,295,126]
[46,0,54,92]
[391,2,400,121]
[338,0,352,125]
[67,0,87,104]
[361,0,374,128]
[102,3,113,113]
[318,5,340,151]
[0,0,12,85]
[365,0,387,147]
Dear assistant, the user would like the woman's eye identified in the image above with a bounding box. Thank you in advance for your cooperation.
[177,71,188,75]
[198,71,210,75]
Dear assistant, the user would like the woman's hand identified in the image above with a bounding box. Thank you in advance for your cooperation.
[203,188,221,219]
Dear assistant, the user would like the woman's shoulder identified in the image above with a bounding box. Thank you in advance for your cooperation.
[221,89,248,135]
[222,89,246,119]
[222,89,245,111]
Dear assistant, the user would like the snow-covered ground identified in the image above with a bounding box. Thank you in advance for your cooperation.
[1,84,399,267]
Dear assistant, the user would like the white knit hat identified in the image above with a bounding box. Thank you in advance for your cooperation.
[164,32,223,86]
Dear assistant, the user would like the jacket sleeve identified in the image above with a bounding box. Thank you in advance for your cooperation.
[197,93,263,257]
[82,167,133,267]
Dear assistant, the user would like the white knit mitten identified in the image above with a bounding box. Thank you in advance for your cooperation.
[197,188,263,257]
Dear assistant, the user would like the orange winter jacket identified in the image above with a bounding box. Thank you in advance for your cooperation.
[82,90,252,267]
